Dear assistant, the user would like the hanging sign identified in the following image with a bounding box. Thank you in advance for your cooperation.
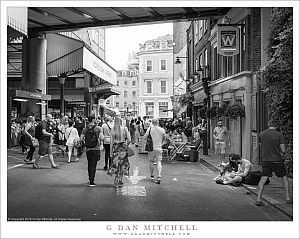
[217,26,240,56]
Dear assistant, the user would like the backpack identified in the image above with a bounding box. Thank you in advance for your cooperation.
[84,125,98,148]
[35,122,44,140]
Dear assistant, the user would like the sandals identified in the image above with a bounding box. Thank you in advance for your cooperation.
[156,177,162,184]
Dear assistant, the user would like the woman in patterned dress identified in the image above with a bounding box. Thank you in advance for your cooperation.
[107,116,131,189]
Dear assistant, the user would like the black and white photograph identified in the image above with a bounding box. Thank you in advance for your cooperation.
[1,1,299,238]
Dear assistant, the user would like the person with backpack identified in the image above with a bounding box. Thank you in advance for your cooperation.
[101,116,113,170]
[80,114,103,187]
[33,114,59,169]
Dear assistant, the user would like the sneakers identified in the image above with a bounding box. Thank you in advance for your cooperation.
[255,201,265,206]
[156,177,161,184]
[51,164,59,169]
[89,181,96,187]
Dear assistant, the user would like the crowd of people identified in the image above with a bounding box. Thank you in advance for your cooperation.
[10,114,292,204]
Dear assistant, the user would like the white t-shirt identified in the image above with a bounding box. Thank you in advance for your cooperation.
[145,126,165,152]
[65,126,79,146]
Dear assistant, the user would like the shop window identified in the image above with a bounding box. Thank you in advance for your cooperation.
[159,102,168,117]
[145,102,154,117]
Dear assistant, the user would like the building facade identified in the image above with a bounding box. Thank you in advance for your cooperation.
[137,35,174,119]
[182,7,273,164]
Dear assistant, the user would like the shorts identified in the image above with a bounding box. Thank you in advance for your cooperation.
[148,150,162,163]
[86,150,101,161]
[38,140,53,156]
[215,141,226,154]
[261,161,287,177]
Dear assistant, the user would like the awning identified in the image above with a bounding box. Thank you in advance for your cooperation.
[46,33,117,85]
[177,105,187,117]
[90,83,121,99]
[11,89,51,101]
[100,105,117,117]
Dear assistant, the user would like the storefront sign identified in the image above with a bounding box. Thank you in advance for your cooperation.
[83,47,117,85]
[217,26,240,56]
[89,83,114,93]
[13,90,51,101]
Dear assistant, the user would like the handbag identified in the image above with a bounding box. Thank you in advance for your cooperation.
[103,123,111,144]
[127,145,135,157]
[145,127,153,152]
[31,138,39,147]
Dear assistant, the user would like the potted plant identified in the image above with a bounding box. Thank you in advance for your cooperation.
[225,104,246,119]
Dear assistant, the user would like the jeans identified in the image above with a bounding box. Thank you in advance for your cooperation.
[86,150,100,182]
[103,144,111,168]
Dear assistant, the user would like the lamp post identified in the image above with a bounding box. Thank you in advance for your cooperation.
[58,75,66,117]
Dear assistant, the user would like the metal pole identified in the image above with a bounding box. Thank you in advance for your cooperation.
[59,77,66,117]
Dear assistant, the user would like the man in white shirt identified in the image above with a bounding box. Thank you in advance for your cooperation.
[213,120,230,167]
[101,116,114,170]
[143,118,166,184]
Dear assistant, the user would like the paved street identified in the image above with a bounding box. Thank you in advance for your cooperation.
[7,146,291,221]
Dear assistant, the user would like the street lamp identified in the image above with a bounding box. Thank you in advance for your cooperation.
[175,56,188,64]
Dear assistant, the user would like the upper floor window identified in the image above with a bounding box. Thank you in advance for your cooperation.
[160,60,167,71]
[160,80,167,94]
[124,91,127,97]
[116,94,119,98]
[106,100,110,105]
[146,60,152,72]
[124,102,127,107]
[116,81,119,86]
[132,81,136,86]
[115,102,119,107]
[124,81,128,86]
[132,91,136,97]
[146,80,152,94]
[130,71,134,77]
[122,71,127,77]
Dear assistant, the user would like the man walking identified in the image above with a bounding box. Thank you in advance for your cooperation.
[81,114,103,187]
[256,120,292,206]
[143,118,166,184]
[34,114,59,169]
[213,120,230,167]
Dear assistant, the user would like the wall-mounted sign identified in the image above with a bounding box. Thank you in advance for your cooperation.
[217,26,240,56]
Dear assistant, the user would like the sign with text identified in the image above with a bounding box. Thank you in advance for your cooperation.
[217,26,240,56]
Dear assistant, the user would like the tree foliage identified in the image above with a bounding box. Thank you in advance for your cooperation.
[261,7,293,175]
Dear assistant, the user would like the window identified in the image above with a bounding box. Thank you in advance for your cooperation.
[115,102,119,107]
[122,71,127,77]
[145,102,154,117]
[132,81,136,86]
[124,102,127,107]
[146,80,152,94]
[160,80,167,94]
[159,102,168,117]
[130,71,134,77]
[124,81,127,86]
[124,91,127,97]
[133,102,136,107]
[146,60,152,72]
[160,60,167,71]
[117,81,119,86]
[106,100,110,105]
[132,91,136,97]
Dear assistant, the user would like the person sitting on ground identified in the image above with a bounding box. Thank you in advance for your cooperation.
[216,154,252,186]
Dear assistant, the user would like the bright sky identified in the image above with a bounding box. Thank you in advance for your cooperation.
[105,22,173,70]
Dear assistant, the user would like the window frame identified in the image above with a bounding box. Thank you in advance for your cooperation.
[160,80,167,94]
[145,80,153,94]
[146,60,153,72]
[160,59,167,71]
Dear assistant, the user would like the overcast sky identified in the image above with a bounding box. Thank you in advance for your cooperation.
[105,22,173,70]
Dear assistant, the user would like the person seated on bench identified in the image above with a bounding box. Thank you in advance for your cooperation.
[222,154,253,186]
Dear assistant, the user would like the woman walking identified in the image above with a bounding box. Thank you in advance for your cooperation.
[24,116,36,163]
[65,120,80,163]
[108,117,131,189]
[129,119,136,145]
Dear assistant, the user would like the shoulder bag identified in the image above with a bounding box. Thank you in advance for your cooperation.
[103,123,112,144]
[145,127,153,152]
